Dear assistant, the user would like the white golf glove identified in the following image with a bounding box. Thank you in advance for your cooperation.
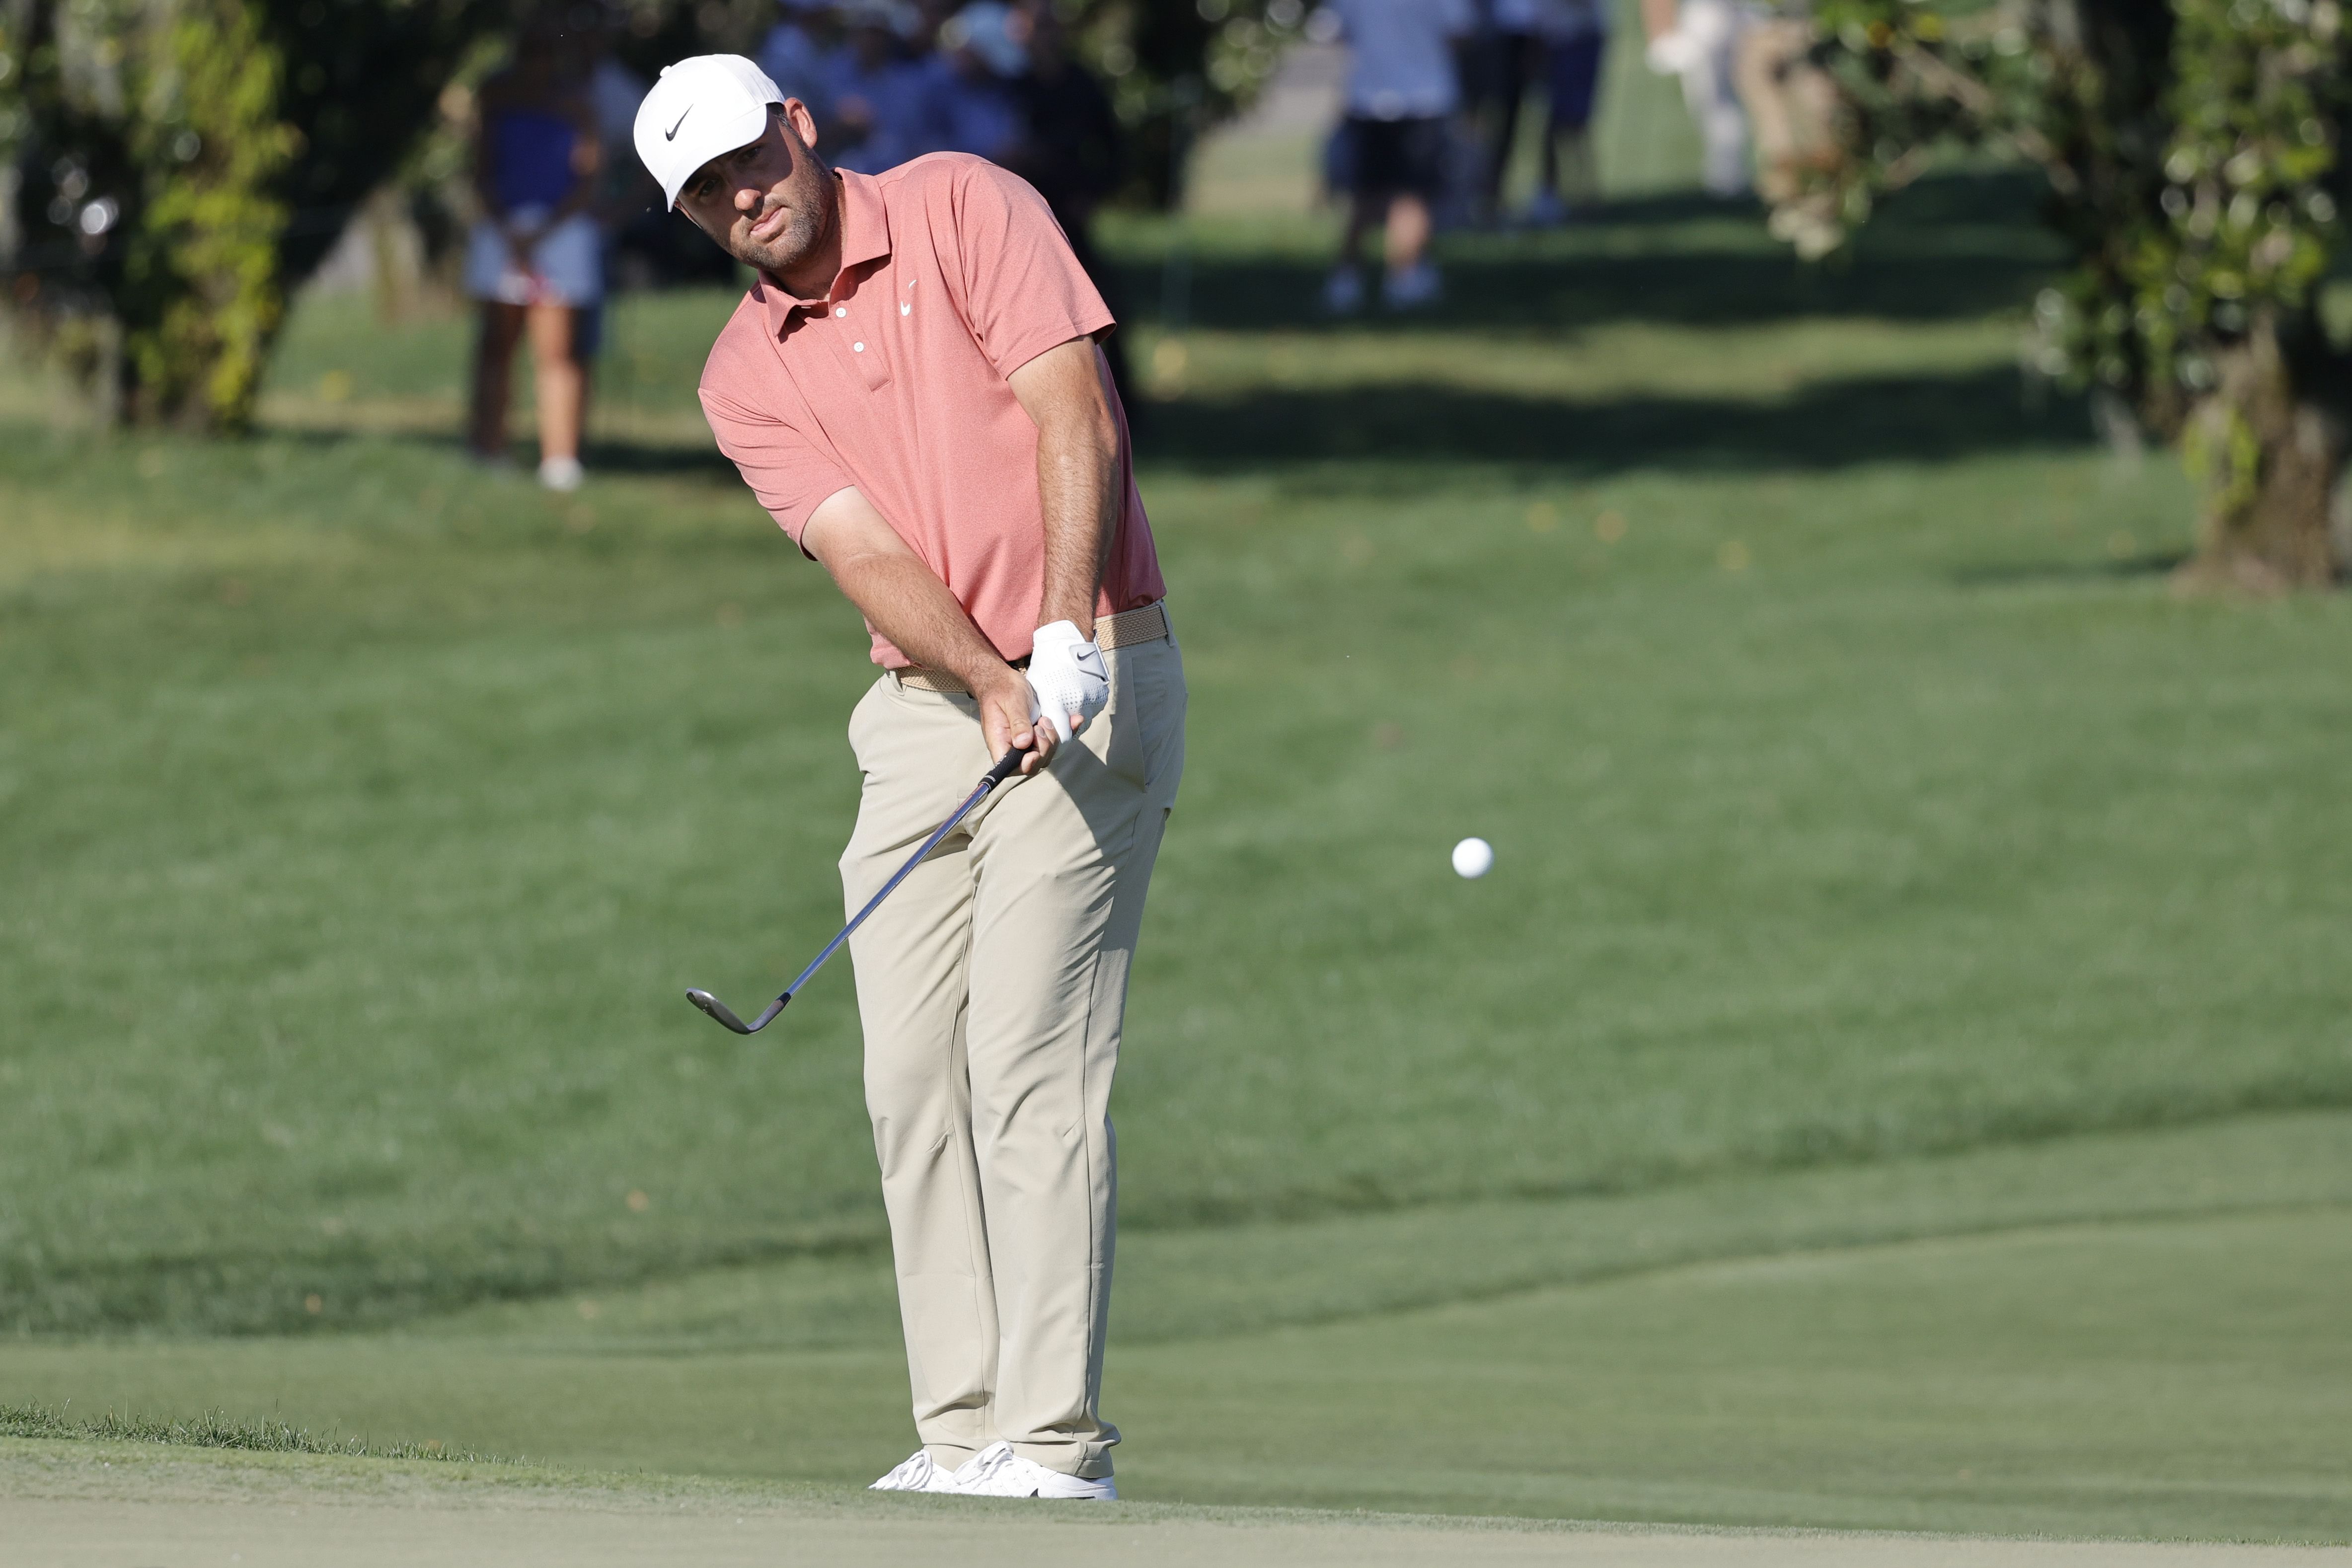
[1025,620,1110,745]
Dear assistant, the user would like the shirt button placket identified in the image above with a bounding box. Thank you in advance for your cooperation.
[835,297,886,389]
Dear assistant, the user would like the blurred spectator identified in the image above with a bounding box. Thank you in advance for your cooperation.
[1323,0,1473,314]
[1644,1,1831,208]
[1001,0,1135,408]
[581,17,649,366]
[824,0,934,173]
[1643,0,1753,198]
[586,28,648,186]
[759,0,840,122]
[931,2,1028,162]
[1732,6,1835,214]
[465,14,603,491]
[1470,0,1540,224]
[1521,0,1607,225]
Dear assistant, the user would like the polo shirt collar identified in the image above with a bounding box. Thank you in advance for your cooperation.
[755,170,892,335]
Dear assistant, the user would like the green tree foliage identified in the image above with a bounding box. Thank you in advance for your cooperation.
[1092,0,1306,206]
[1795,0,2352,590]
[122,0,298,428]
[1,0,1260,430]
[1,0,500,430]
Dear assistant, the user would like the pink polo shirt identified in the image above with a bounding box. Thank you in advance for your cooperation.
[698,154,1165,670]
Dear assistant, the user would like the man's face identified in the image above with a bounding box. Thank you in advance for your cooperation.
[676,101,835,280]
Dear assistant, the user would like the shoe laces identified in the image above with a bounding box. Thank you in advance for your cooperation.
[957,1441,1021,1488]
[877,1450,937,1489]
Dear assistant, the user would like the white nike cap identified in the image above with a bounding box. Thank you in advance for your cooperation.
[634,54,784,211]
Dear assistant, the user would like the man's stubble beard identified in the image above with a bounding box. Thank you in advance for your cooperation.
[730,172,834,279]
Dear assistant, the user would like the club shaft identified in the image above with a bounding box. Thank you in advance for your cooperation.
[780,770,998,998]
[688,746,1030,1032]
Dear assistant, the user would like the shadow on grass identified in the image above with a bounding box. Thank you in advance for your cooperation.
[244,368,2088,483]
[254,368,2091,483]
[1119,175,2062,334]
[1570,170,2053,234]
[1125,248,2056,335]
[252,422,747,483]
[1138,365,2092,474]
[1950,551,2191,588]
[578,439,740,478]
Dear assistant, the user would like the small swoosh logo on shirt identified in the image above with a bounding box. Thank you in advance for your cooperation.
[664,107,690,141]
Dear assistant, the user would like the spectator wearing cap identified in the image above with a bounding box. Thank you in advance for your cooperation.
[631,55,1179,1501]
[1322,0,1474,314]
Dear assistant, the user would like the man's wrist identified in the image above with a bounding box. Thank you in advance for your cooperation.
[961,659,1029,702]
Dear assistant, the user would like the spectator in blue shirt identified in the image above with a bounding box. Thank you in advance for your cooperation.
[824,0,935,173]
[758,0,840,124]
[929,2,1027,162]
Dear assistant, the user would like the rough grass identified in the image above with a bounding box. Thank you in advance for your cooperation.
[0,1400,510,1463]
[6,179,2352,1338]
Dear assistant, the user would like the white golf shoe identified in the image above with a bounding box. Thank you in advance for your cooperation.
[953,1440,1118,1499]
[868,1448,964,1493]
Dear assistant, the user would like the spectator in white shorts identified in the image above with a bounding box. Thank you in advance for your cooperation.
[1323,0,1473,315]
[464,14,604,491]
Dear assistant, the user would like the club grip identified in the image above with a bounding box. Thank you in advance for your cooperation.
[982,744,1032,787]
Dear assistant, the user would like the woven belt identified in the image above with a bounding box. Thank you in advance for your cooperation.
[895,601,1170,695]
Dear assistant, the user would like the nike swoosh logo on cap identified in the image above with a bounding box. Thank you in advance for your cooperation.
[665,106,690,141]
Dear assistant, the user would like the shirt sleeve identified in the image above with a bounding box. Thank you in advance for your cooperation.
[698,378,852,555]
[935,157,1115,380]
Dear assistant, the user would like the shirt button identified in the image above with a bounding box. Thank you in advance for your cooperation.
[835,306,847,317]
[853,342,865,352]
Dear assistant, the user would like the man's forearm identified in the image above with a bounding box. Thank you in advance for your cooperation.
[828,550,1020,690]
[1033,359,1121,636]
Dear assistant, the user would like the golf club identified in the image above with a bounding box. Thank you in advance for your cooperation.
[685,742,1034,1034]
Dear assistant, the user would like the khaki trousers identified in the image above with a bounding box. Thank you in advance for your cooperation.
[840,629,1186,1480]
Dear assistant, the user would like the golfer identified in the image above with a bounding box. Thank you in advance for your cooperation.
[633,56,1183,1500]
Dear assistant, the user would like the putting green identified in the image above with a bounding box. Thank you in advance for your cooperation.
[6,1114,2349,1544]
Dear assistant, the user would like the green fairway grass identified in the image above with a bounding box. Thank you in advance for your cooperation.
[3,1115,2349,1539]
[6,179,2352,1540]
[13,1442,2335,1568]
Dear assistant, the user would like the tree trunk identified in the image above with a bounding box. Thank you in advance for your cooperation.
[2177,311,2342,594]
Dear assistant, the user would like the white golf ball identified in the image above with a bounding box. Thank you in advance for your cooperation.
[1451,837,1494,879]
